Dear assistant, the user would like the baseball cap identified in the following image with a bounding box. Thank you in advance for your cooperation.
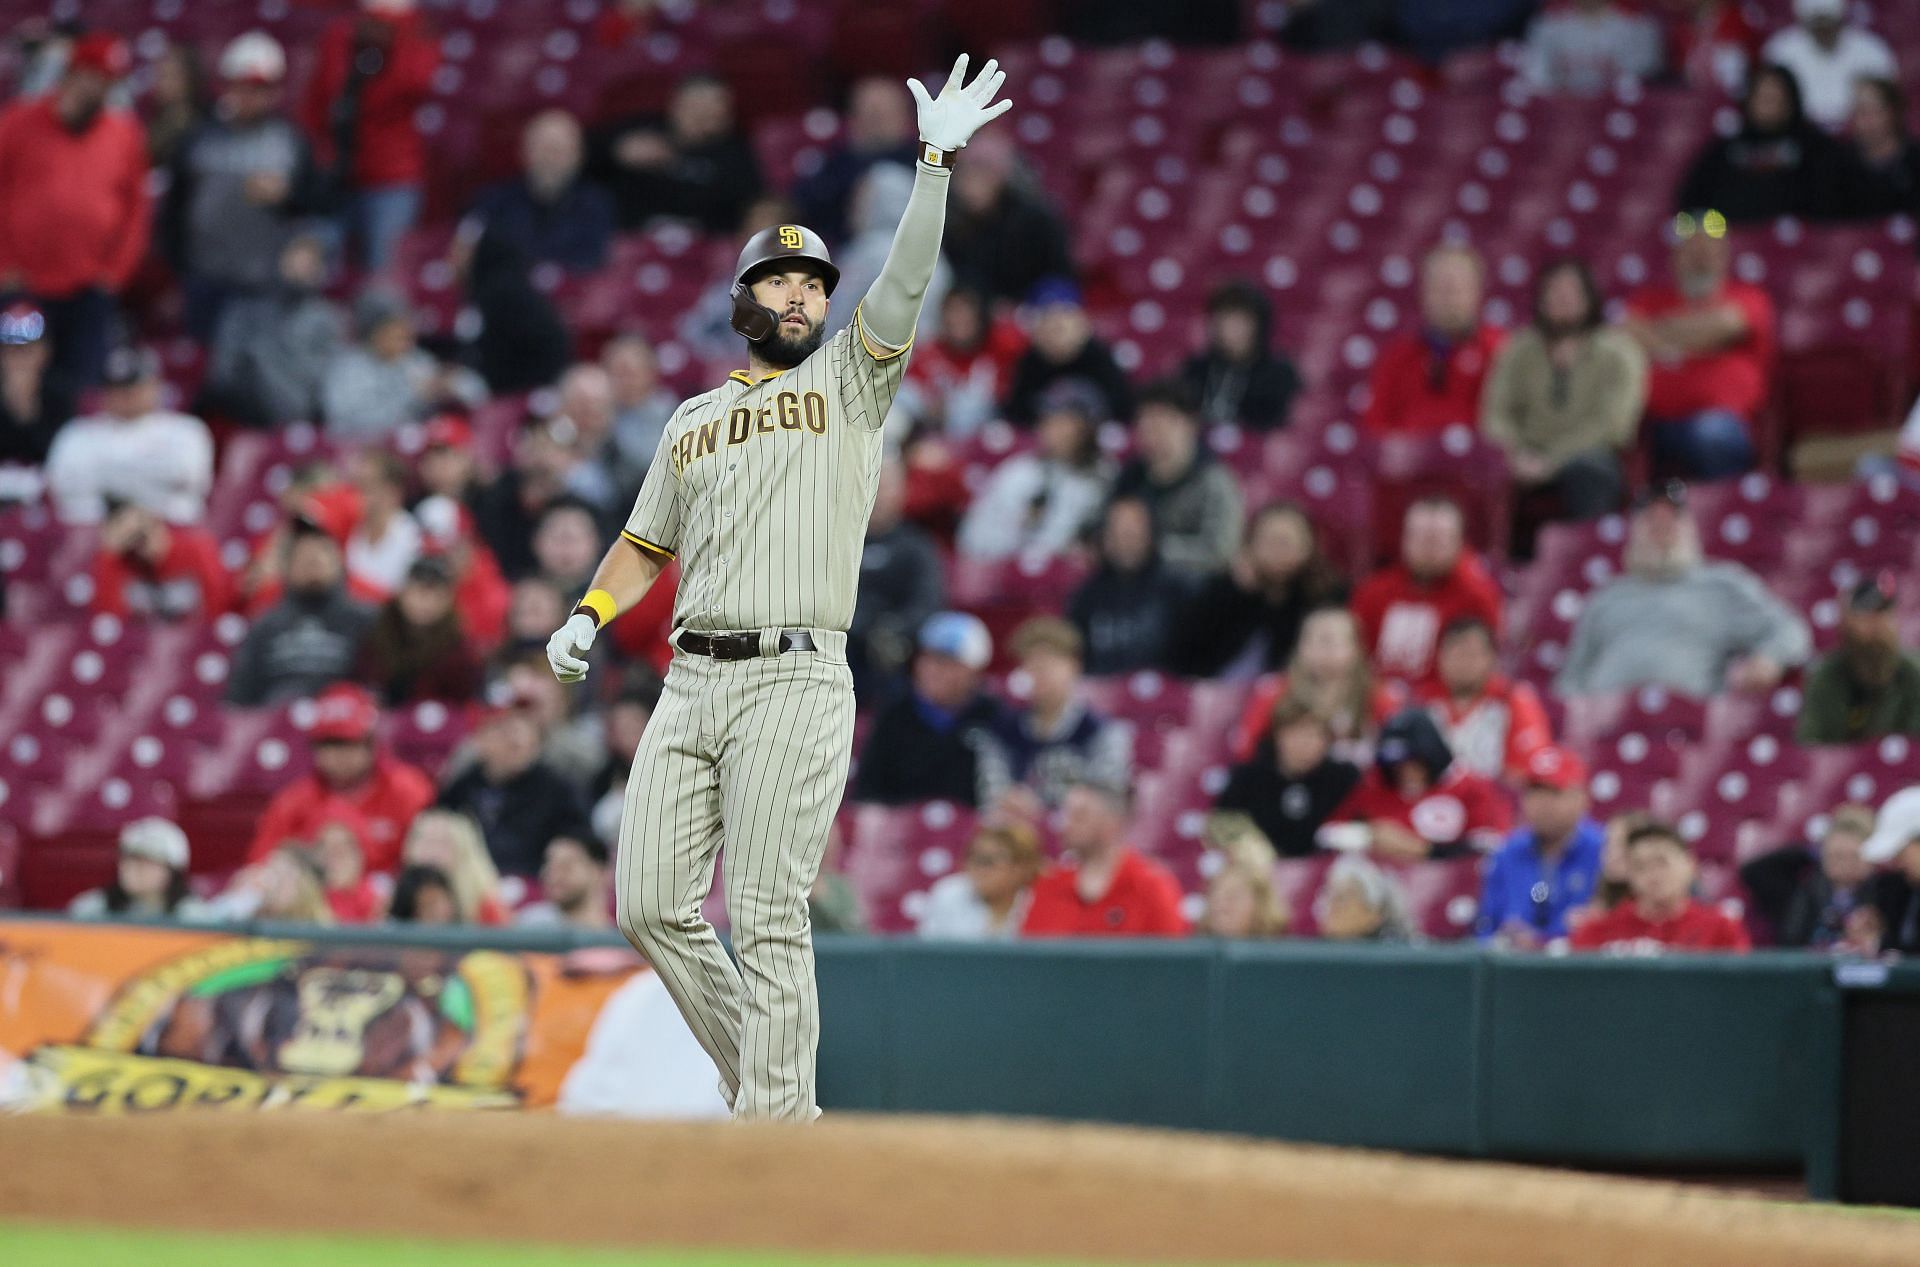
[1523,745,1588,792]
[119,817,190,869]
[1035,378,1105,426]
[0,303,47,346]
[101,345,159,388]
[1633,478,1689,511]
[220,31,285,84]
[1863,787,1920,864]
[68,32,132,80]
[919,611,992,671]
[405,554,455,587]
[307,683,380,744]
[1846,571,1898,613]
[423,414,474,451]
[1026,276,1082,310]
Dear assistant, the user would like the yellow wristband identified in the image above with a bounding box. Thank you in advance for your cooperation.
[576,589,617,628]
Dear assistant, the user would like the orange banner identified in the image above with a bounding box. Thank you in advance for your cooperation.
[0,920,727,1117]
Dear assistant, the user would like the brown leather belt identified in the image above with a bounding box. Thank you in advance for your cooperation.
[676,629,816,660]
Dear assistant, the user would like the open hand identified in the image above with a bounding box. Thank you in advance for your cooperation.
[908,54,1012,153]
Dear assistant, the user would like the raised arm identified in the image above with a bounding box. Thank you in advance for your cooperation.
[857,55,1011,350]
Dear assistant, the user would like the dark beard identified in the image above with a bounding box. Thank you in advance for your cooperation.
[749,318,826,369]
[1842,636,1902,687]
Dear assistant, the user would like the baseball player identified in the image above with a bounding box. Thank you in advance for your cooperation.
[547,56,1011,1121]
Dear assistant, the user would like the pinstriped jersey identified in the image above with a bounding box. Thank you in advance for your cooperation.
[622,305,911,633]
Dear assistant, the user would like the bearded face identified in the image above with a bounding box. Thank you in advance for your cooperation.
[749,309,828,368]
[745,269,830,368]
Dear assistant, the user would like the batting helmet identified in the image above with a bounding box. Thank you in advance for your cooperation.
[729,223,840,342]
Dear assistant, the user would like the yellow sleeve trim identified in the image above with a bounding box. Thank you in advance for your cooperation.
[854,303,913,363]
[576,589,617,628]
[620,530,676,561]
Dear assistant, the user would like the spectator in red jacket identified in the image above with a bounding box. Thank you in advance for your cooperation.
[1329,708,1513,860]
[1417,617,1552,783]
[1352,496,1504,685]
[300,0,440,270]
[247,683,435,872]
[900,287,1027,437]
[0,33,150,385]
[1623,209,1776,480]
[92,498,231,622]
[1023,780,1188,936]
[1570,820,1751,953]
[1361,244,1505,437]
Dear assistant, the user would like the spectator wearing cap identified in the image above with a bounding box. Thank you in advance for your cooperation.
[0,302,76,465]
[344,448,422,596]
[227,520,377,705]
[1327,708,1514,861]
[299,0,440,270]
[321,288,440,441]
[1740,803,1880,950]
[69,818,213,921]
[851,457,945,691]
[1067,495,1191,675]
[437,689,594,878]
[1418,617,1553,783]
[1624,210,1777,480]
[1352,496,1504,686]
[1360,244,1505,438]
[1570,821,1751,953]
[1522,0,1663,96]
[1481,257,1646,533]
[1558,481,1810,697]
[1762,0,1896,132]
[44,347,214,526]
[1022,780,1188,937]
[417,415,482,501]
[1214,698,1362,858]
[1476,746,1606,949]
[246,684,434,872]
[356,554,481,704]
[1180,279,1302,431]
[468,109,614,274]
[203,233,344,426]
[1678,64,1843,224]
[1001,278,1133,426]
[853,612,1011,808]
[601,334,679,495]
[998,618,1132,809]
[0,31,149,385]
[517,835,613,930]
[1172,501,1347,677]
[1110,380,1245,576]
[1798,573,1920,744]
[942,132,1075,306]
[161,31,328,338]
[916,821,1044,940]
[958,379,1113,565]
[91,497,231,622]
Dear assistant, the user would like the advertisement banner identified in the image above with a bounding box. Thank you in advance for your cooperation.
[0,919,727,1118]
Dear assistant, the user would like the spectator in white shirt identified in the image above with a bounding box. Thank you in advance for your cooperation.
[1763,0,1897,130]
[916,822,1043,940]
[956,378,1111,565]
[344,447,422,595]
[45,346,213,525]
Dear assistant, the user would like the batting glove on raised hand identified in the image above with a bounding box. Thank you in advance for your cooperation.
[908,54,1012,153]
[547,613,598,684]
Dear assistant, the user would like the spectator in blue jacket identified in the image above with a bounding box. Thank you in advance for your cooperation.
[999,617,1132,809]
[1477,745,1606,948]
[467,109,614,273]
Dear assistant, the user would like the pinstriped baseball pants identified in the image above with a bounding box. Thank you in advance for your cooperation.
[614,631,855,1121]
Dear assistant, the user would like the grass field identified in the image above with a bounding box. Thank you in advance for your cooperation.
[0,1223,1313,1267]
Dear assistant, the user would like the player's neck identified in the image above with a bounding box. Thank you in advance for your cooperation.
[744,352,786,380]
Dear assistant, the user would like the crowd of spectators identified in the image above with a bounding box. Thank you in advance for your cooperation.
[3,2,1919,955]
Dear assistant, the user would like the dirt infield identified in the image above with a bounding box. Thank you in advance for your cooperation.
[1,1112,1915,1266]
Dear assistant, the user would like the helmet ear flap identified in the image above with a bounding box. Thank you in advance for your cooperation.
[729,281,778,342]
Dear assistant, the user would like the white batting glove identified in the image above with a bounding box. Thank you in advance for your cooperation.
[547,613,598,684]
[908,54,1012,153]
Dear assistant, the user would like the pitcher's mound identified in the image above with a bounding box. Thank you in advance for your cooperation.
[1,1112,1914,1266]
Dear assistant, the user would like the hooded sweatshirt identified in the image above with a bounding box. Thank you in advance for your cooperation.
[1332,709,1513,856]
[1179,287,1303,431]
